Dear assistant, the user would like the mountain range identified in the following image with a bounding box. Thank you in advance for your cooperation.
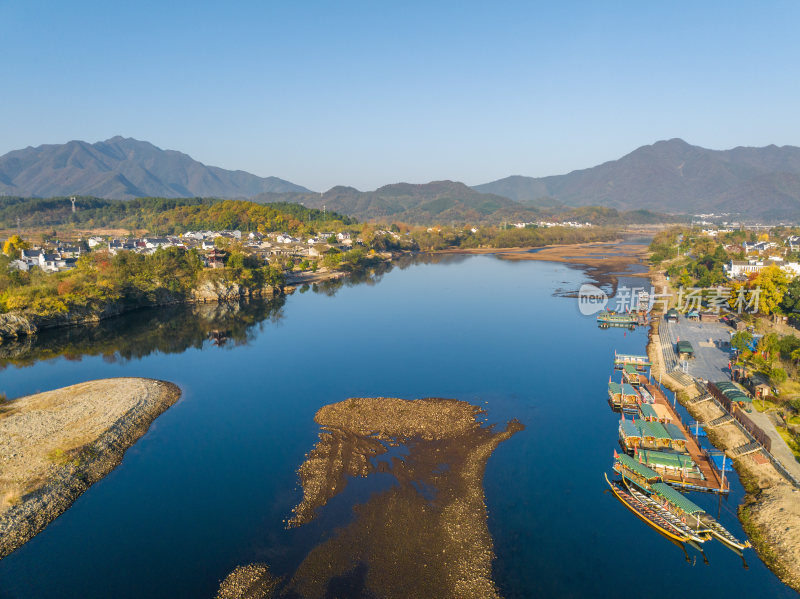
[0,137,308,200]
[2,137,800,221]
[474,138,800,220]
[251,181,540,224]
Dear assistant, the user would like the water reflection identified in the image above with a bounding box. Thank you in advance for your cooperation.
[0,299,286,370]
[0,254,474,373]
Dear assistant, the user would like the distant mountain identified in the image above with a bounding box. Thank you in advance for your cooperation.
[0,137,309,200]
[253,180,540,224]
[474,139,800,220]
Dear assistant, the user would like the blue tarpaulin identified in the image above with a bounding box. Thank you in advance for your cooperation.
[710,454,733,472]
[687,421,707,437]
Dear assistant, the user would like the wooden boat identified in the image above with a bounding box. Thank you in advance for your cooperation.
[608,381,640,413]
[604,473,693,543]
[626,481,710,543]
[622,364,642,386]
[702,518,751,552]
[613,452,662,489]
[611,453,750,552]
[649,482,750,551]
[597,310,639,326]
[614,352,651,371]
[598,310,638,324]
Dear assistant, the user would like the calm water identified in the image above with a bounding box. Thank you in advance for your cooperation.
[0,255,795,598]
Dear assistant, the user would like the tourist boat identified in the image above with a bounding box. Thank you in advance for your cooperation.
[597,310,638,328]
[604,473,695,543]
[614,352,651,371]
[608,380,640,413]
[618,418,676,452]
[623,480,710,543]
[622,364,642,386]
[638,386,655,404]
[610,453,750,551]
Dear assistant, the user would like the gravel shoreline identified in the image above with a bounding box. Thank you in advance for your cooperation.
[219,397,523,599]
[0,377,181,559]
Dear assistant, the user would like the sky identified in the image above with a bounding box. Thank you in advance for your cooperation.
[2,0,800,191]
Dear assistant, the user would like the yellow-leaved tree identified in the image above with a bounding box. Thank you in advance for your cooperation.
[2,235,29,258]
[749,265,789,316]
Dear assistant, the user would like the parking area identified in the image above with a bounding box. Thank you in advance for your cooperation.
[659,317,733,383]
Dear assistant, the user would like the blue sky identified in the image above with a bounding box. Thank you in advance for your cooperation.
[2,1,799,191]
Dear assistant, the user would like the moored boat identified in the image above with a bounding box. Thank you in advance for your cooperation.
[614,352,651,371]
[608,380,640,413]
[604,473,693,543]
[610,453,750,552]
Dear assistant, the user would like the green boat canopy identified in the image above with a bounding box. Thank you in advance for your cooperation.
[664,422,686,441]
[639,404,658,419]
[639,449,695,470]
[620,419,641,438]
[646,421,672,440]
[617,453,661,480]
[651,482,704,515]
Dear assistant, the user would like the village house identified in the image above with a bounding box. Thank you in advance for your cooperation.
[724,258,800,279]
[7,259,29,271]
[276,233,300,244]
[17,248,77,272]
[743,240,778,254]
[16,248,77,272]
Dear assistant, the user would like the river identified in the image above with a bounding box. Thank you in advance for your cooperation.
[0,254,795,598]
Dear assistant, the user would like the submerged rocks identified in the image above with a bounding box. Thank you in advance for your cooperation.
[221,397,524,599]
[216,564,280,599]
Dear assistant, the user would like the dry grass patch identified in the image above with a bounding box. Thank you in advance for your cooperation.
[0,378,162,516]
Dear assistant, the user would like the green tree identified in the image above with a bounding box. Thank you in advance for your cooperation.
[757,333,780,363]
[780,277,800,314]
[768,367,787,385]
[731,331,754,354]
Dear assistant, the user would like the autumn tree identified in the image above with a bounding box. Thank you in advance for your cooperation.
[2,235,29,258]
[749,265,789,316]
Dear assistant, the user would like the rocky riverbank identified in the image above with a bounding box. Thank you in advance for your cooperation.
[0,378,182,559]
[0,280,281,342]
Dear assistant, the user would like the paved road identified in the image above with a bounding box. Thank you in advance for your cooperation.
[659,316,800,483]
[748,409,800,481]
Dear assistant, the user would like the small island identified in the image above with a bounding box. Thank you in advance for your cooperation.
[0,377,181,558]
[217,396,523,599]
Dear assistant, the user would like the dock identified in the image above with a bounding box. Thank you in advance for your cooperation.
[641,380,730,494]
[614,352,652,371]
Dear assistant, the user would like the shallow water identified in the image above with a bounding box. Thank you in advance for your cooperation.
[0,255,795,598]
